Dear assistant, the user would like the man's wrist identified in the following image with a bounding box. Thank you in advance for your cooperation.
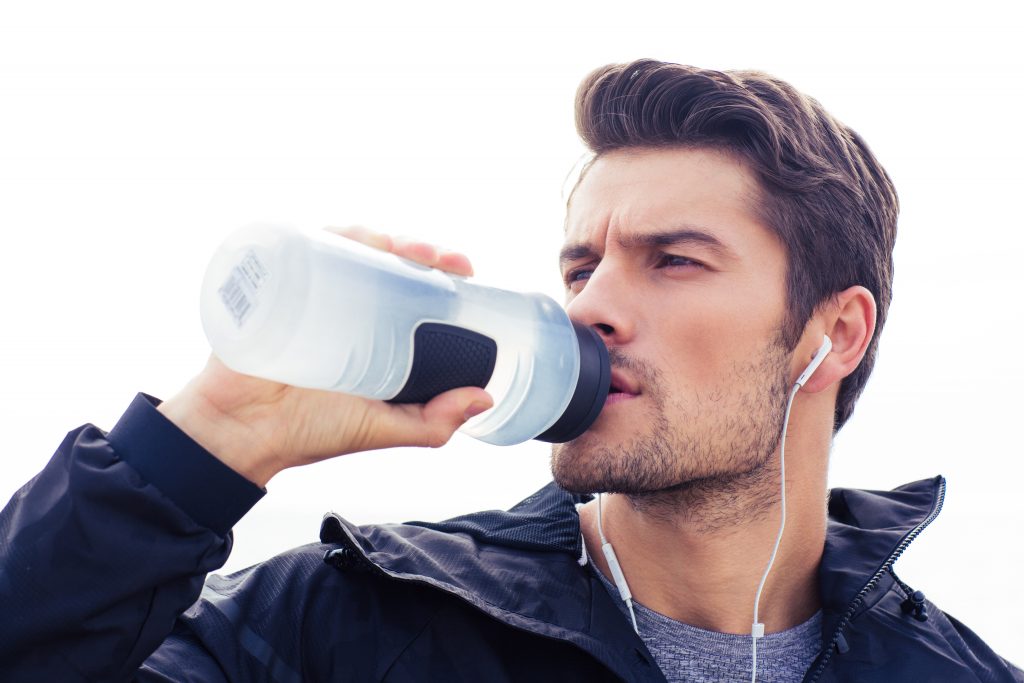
[156,389,281,488]
[107,393,266,533]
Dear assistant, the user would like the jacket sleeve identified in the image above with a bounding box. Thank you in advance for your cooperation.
[0,393,265,682]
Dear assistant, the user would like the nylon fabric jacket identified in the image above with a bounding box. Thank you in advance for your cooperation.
[1,393,1021,682]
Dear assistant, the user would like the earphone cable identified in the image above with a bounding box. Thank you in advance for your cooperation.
[750,382,801,683]
[597,493,639,632]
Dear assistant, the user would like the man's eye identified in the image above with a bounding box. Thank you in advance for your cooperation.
[564,268,593,286]
[660,254,703,269]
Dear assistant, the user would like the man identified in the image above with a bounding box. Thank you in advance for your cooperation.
[1,59,1020,681]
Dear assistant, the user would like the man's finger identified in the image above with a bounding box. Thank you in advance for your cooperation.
[436,250,474,277]
[391,237,441,268]
[376,386,493,450]
[324,225,393,252]
[325,227,473,277]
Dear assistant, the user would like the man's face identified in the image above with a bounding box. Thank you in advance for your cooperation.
[551,147,797,495]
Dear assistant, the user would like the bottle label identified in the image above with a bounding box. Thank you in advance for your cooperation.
[218,249,269,328]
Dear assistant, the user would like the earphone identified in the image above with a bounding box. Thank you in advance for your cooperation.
[750,334,830,682]
[593,335,832,683]
[795,335,833,389]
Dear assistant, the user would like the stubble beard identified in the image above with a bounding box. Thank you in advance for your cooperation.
[550,337,792,533]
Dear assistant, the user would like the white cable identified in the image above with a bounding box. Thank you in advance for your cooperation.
[592,337,825,674]
[749,382,801,683]
[597,493,639,633]
[596,491,608,544]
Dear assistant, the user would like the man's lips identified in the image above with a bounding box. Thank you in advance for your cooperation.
[606,368,640,405]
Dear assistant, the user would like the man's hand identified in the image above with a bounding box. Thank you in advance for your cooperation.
[157,226,494,487]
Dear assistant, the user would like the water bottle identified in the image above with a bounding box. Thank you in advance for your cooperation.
[199,224,610,446]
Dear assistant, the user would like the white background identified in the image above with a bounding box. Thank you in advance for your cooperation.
[1,0,1022,666]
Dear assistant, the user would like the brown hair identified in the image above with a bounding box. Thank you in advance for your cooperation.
[573,59,899,431]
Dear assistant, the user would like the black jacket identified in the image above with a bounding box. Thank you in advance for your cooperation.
[1,393,1021,682]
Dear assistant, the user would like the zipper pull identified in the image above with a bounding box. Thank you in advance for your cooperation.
[324,547,366,572]
[900,589,929,622]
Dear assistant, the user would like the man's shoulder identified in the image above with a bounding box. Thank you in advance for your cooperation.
[319,480,586,559]
[160,482,615,680]
[819,476,1022,681]
[823,574,1024,681]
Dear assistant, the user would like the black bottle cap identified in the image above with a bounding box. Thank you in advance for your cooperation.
[535,321,610,443]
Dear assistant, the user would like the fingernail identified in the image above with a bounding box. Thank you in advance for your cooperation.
[464,401,491,420]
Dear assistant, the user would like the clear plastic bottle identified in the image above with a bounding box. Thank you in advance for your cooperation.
[199,224,609,446]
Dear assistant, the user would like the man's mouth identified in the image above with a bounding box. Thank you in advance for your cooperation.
[606,369,640,405]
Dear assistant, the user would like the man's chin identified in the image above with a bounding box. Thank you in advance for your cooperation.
[550,435,659,495]
[550,423,720,496]
[550,438,604,494]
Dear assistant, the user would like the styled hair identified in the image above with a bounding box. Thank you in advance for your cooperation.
[573,59,899,431]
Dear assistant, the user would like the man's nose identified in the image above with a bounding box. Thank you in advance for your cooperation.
[565,263,635,346]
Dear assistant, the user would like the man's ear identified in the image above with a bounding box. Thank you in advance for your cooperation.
[800,286,876,394]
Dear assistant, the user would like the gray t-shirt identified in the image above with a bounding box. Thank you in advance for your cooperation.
[592,564,822,682]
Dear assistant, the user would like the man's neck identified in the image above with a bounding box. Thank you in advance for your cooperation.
[579,447,828,635]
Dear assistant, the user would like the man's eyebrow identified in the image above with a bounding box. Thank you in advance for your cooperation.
[559,226,736,268]
[559,243,599,268]
[616,226,736,259]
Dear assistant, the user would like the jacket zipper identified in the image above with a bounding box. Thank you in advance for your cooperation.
[803,476,947,682]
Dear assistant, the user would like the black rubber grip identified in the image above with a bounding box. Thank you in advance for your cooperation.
[388,323,498,404]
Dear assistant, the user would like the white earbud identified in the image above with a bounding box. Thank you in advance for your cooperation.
[794,335,832,388]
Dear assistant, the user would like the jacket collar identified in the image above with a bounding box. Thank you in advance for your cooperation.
[347,476,946,577]
[821,475,946,602]
[320,476,946,660]
[815,475,946,657]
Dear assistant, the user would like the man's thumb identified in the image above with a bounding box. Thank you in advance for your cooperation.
[416,387,494,447]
